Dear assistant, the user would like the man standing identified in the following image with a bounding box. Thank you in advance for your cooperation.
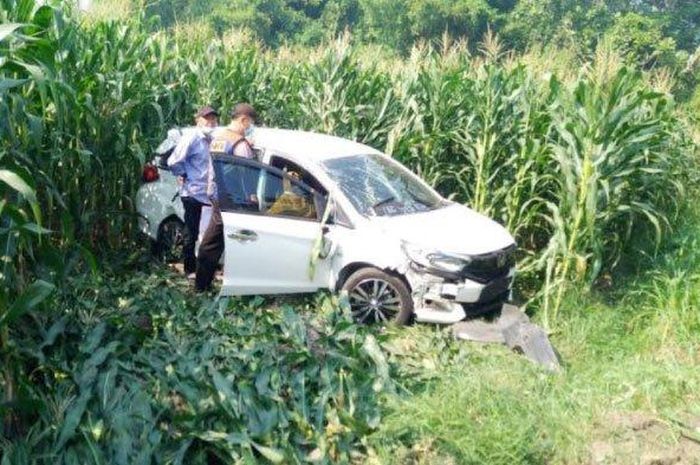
[167,105,219,279]
[195,103,257,292]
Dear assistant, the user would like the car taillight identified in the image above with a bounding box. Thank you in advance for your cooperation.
[142,164,159,183]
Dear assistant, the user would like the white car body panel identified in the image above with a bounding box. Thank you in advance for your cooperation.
[136,170,182,238]
[372,204,515,256]
[221,212,330,295]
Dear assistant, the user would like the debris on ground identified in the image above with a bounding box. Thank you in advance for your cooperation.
[451,304,560,370]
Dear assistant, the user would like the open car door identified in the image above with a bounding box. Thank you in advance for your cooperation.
[212,155,331,295]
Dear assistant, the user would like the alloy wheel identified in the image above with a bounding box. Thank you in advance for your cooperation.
[348,278,401,324]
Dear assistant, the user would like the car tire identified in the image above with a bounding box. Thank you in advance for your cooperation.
[153,217,185,263]
[341,268,413,325]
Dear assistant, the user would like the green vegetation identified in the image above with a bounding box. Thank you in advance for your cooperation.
[2,0,700,463]
[101,0,700,95]
[371,215,700,463]
[1,227,698,464]
[1,261,391,463]
[120,0,700,54]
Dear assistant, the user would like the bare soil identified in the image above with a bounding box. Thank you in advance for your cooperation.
[590,411,700,465]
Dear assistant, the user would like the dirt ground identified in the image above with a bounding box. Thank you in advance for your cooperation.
[168,263,223,281]
[590,412,700,465]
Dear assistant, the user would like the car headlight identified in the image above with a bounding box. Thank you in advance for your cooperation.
[401,241,469,274]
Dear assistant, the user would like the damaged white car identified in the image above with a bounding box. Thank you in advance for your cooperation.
[138,128,517,325]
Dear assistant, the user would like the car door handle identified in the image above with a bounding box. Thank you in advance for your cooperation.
[227,229,258,242]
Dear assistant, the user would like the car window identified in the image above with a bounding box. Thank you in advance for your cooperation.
[269,156,328,195]
[213,161,261,213]
[260,170,319,220]
[213,157,321,221]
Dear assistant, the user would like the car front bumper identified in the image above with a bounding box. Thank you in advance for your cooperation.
[407,266,515,324]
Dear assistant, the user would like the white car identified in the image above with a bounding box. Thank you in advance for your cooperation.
[137,128,516,325]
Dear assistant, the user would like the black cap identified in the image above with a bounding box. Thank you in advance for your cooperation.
[230,103,257,121]
[195,105,219,118]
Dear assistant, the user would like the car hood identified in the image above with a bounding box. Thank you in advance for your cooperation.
[371,203,515,256]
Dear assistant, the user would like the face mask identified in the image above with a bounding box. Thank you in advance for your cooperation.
[245,124,255,138]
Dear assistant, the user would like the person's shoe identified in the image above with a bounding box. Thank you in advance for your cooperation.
[186,272,196,280]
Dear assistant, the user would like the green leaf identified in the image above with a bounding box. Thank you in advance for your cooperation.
[0,79,28,92]
[210,366,239,417]
[0,169,36,203]
[85,341,119,370]
[0,23,23,42]
[1,280,54,326]
[21,222,51,235]
[196,431,229,442]
[56,390,91,450]
[81,322,106,354]
[251,442,285,464]
[32,6,54,29]
[40,317,66,350]
[79,245,98,274]
[362,335,390,388]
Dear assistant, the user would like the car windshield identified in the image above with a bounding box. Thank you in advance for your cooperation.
[322,154,445,217]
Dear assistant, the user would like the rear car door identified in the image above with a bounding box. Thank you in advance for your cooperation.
[212,155,331,295]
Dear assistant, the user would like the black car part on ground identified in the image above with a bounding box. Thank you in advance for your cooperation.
[452,304,560,371]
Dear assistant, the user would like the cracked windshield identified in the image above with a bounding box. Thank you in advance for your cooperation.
[322,154,445,217]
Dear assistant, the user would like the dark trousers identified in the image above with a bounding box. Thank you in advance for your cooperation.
[181,196,206,274]
[195,201,223,291]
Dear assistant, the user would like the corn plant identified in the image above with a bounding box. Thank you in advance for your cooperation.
[1,270,392,464]
[1,1,59,438]
[297,37,400,149]
[540,68,687,325]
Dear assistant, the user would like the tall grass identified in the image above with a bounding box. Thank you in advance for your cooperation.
[370,208,700,464]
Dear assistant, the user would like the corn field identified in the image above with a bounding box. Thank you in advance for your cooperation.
[1,1,698,461]
[2,2,693,314]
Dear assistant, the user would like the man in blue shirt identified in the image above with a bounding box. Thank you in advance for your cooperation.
[168,105,219,278]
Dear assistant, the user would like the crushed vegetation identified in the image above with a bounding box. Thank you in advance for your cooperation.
[3,237,699,464]
[1,265,392,464]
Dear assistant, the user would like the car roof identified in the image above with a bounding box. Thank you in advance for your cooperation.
[174,126,383,162]
[252,128,383,161]
[176,126,380,162]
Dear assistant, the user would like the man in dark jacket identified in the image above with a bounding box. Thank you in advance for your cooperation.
[195,103,257,292]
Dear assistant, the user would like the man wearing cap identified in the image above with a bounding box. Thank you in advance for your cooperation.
[195,103,257,292]
[168,105,219,278]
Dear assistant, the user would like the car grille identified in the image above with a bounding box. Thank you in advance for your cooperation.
[461,291,510,317]
[461,275,512,317]
[478,275,512,302]
[461,245,516,283]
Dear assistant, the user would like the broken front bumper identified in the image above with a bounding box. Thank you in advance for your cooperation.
[408,266,514,324]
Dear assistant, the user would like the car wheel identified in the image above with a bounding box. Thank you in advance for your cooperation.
[341,268,413,325]
[154,217,185,263]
